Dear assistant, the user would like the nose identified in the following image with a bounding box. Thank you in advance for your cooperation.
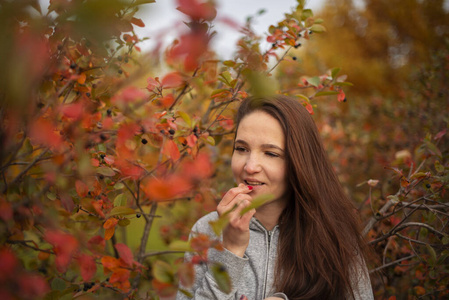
[244,153,262,174]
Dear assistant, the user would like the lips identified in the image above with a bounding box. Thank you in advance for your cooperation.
[244,179,264,186]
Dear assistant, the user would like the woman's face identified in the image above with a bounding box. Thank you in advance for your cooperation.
[232,110,287,204]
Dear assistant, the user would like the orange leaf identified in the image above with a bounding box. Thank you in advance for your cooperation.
[162,139,180,161]
[77,73,86,84]
[75,180,88,198]
[131,17,145,27]
[28,118,63,150]
[161,72,184,89]
[101,256,121,273]
[103,218,118,240]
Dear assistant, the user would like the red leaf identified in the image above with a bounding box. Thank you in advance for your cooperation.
[177,0,217,21]
[131,17,145,27]
[115,243,134,268]
[28,118,63,150]
[88,235,105,254]
[45,231,79,273]
[91,158,100,167]
[186,134,197,147]
[178,262,195,288]
[159,93,175,108]
[0,198,13,222]
[78,254,97,282]
[337,90,346,102]
[112,86,147,104]
[61,102,84,119]
[161,72,184,89]
[18,274,50,298]
[75,180,88,198]
[115,158,144,180]
[0,248,18,280]
[162,139,180,161]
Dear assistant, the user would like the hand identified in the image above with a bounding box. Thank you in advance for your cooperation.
[217,183,256,257]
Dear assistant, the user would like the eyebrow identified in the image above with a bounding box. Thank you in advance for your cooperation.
[234,139,285,153]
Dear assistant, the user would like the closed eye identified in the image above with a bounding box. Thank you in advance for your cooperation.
[265,152,280,158]
[234,146,247,152]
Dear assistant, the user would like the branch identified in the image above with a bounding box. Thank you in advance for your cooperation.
[7,240,54,254]
[141,250,186,259]
[4,149,49,193]
[369,254,416,274]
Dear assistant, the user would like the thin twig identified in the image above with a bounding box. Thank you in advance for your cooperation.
[369,254,416,273]
[142,250,186,259]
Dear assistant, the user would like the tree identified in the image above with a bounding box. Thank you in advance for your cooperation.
[0,0,349,299]
[286,0,449,298]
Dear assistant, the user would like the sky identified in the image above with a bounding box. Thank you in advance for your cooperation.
[134,0,326,59]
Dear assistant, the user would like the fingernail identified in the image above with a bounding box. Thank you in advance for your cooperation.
[247,185,253,190]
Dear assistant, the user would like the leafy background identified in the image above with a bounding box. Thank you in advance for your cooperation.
[0,0,448,299]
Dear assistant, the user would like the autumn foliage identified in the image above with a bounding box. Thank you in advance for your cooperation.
[0,0,447,299]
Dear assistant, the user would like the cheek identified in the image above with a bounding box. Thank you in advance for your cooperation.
[231,154,241,178]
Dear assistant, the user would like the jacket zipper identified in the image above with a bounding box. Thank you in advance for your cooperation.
[262,230,272,299]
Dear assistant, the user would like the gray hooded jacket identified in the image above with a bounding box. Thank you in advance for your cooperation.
[176,212,374,300]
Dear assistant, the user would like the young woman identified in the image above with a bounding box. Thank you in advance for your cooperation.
[176,96,374,300]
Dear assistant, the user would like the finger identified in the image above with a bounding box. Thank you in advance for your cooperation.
[218,193,252,216]
[219,184,253,207]
[228,199,254,227]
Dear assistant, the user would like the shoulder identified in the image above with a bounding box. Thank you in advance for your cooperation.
[190,211,219,237]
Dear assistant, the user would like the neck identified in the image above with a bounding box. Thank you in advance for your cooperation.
[254,198,286,231]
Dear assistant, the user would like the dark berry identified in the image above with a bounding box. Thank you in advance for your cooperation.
[193,126,198,133]
[168,129,175,135]
[107,109,112,116]
[124,57,129,63]
[141,139,148,144]
[57,44,63,51]
[426,183,431,189]
[309,30,313,34]
[136,214,141,218]
[117,55,123,61]
[100,134,107,141]
[118,69,123,74]
[100,154,106,159]
[294,43,301,48]
[99,175,104,180]
[92,83,97,89]
[160,130,165,134]
[86,92,91,97]
[70,63,76,69]
[37,102,45,109]
[292,56,297,60]
[272,43,276,48]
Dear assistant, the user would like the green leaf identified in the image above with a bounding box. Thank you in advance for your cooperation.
[331,67,341,79]
[178,111,192,128]
[211,263,232,294]
[118,218,131,227]
[205,135,215,146]
[314,18,324,24]
[333,81,354,87]
[296,94,310,103]
[435,161,444,173]
[223,60,236,67]
[114,182,125,190]
[315,91,340,97]
[306,76,321,87]
[47,192,57,201]
[108,206,135,217]
[219,71,233,87]
[114,193,127,207]
[153,260,174,283]
[129,0,156,8]
[97,167,116,177]
[168,240,191,252]
[301,9,313,20]
[310,24,326,33]
[51,278,67,291]
[443,236,449,245]
[426,244,437,266]
[209,215,230,236]
[240,194,274,215]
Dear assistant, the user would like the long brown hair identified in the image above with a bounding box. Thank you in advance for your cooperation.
[235,96,368,300]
